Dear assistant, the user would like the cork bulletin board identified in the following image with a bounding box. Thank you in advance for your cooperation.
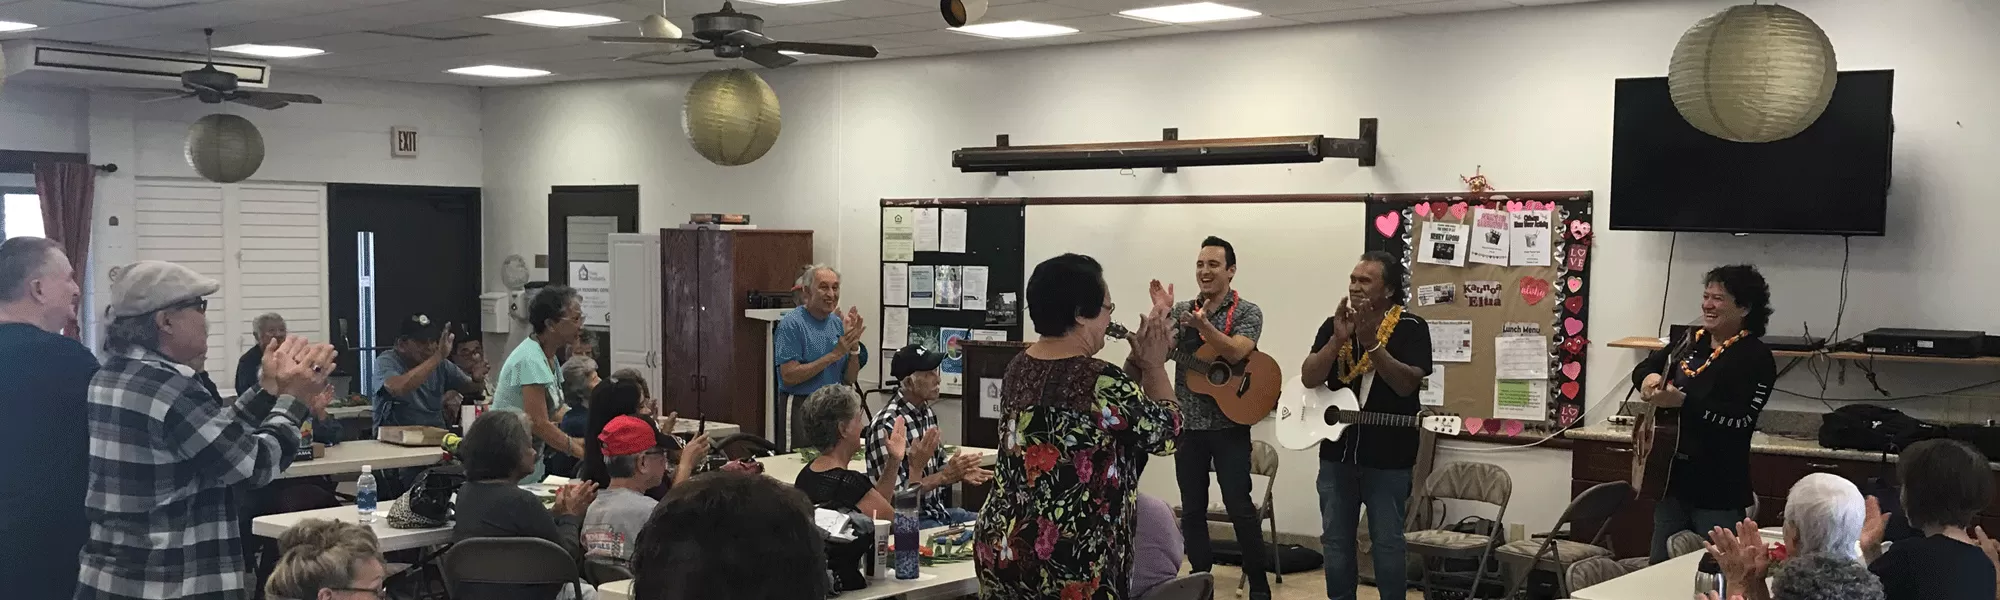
[1364,192,1595,429]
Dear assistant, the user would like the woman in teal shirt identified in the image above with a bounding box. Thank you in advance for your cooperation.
[494,284,587,484]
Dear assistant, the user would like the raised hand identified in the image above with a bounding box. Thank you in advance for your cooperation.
[912,427,942,463]
[1861,496,1891,554]
[678,433,713,471]
[1147,280,1174,320]
[945,452,982,482]
[1973,526,2000,573]
[885,416,909,461]
[554,481,599,517]
[262,336,337,399]
[1331,297,1356,344]
[434,323,455,362]
[1704,519,1770,591]
[660,411,680,434]
[307,385,335,417]
[1130,309,1174,368]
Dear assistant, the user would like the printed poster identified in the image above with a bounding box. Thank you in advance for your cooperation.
[913,208,941,252]
[1469,207,1511,266]
[1428,319,1473,363]
[909,326,941,357]
[971,329,1008,342]
[881,307,909,351]
[940,327,969,395]
[881,208,915,262]
[1494,379,1548,421]
[962,266,989,311]
[1494,335,1550,380]
[569,261,611,327]
[934,266,962,311]
[1501,321,1543,337]
[1416,283,1457,307]
[1464,280,1504,308]
[909,266,935,309]
[978,378,1004,419]
[882,263,909,306]
[1509,209,1553,267]
[1420,366,1446,407]
[1417,221,1468,267]
[940,208,968,254]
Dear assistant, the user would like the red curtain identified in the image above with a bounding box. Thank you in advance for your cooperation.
[33,161,95,339]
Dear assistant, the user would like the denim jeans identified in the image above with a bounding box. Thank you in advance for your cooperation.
[1317,459,1412,600]
[1651,495,1744,564]
[1175,427,1270,595]
[919,506,979,530]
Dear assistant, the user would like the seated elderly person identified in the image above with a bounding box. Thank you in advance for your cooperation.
[455,410,602,598]
[1701,553,1886,600]
[631,471,829,600]
[1863,439,1999,600]
[583,415,710,564]
[794,385,906,517]
[1701,472,1863,600]
[263,519,386,600]
[549,356,600,477]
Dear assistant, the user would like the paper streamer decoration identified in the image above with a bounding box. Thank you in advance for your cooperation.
[684,68,783,166]
[185,113,265,183]
[1669,4,1837,143]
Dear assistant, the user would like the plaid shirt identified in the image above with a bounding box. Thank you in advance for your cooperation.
[1168,294,1264,431]
[862,391,948,522]
[76,347,307,600]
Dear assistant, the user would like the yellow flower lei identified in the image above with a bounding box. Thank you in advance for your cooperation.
[1336,305,1403,384]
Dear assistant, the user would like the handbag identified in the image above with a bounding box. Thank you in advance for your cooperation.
[387,465,465,529]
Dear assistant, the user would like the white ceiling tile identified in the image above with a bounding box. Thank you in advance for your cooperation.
[1025,31,1121,45]
[1231,0,1379,16]
[809,17,923,36]
[759,20,855,40]
[1041,0,1174,13]
[874,28,970,46]
[738,5,848,26]
[1099,23,1196,36]
[981,2,1098,21]
[0,0,144,26]
[561,2,670,21]
[1389,0,1515,14]
[1280,5,1399,22]
[1186,15,1293,30]
[826,35,917,49]
[814,0,926,18]
[1510,0,1596,4]
[1047,14,1156,32]
[875,11,950,28]
[285,31,436,53]
[878,44,962,57]
[480,0,610,8]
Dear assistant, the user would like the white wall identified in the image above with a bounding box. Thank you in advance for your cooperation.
[482,0,2000,535]
[0,83,89,153]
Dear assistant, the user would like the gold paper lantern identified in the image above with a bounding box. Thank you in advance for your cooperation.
[683,69,782,166]
[1668,4,1837,143]
[185,113,265,183]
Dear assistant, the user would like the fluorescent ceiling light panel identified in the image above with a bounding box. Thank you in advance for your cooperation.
[1118,2,1259,23]
[949,20,1078,39]
[734,0,842,6]
[214,44,324,58]
[0,20,38,32]
[483,9,620,28]
[447,65,552,78]
[778,50,805,56]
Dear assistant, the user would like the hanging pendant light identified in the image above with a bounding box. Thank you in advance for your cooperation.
[185,113,266,183]
[683,69,782,167]
[1667,3,1838,143]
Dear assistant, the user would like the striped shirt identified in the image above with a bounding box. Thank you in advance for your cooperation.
[76,347,306,600]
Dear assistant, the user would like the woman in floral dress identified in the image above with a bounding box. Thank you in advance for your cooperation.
[975,253,1183,600]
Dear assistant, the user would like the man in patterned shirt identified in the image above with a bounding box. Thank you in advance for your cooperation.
[1169,236,1273,600]
[865,344,991,529]
[75,261,336,600]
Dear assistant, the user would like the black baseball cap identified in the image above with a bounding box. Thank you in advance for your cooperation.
[398,314,446,341]
[890,344,945,379]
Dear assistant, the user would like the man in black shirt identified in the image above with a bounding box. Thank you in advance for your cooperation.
[1298,251,1432,600]
[0,237,97,600]
[236,312,288,396]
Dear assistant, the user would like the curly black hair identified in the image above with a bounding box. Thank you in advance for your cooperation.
[1704,264,1772,337]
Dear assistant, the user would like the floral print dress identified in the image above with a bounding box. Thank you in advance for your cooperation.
[975,355,1182,600]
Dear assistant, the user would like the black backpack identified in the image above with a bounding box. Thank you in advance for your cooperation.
[1818,405,1944,452]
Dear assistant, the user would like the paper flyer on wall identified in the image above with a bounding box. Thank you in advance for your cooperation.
[569,261,612,327]
[962,266,989,311]
[1417,221,1468,267]
[882,307,910,351]
[913,208,941,252]
[1501,321,1543,337]
[1419,366,1446,407]
[978,378,1004,419]
[882,263,909,306]
[1469,207,1511,266]
[1509,209,1553,267]
[1464,280,1503,307]
[934,266,962,310]
[940,327,969,395]
[909,266,936,309]
[1416,283,1456,307]
[1429,319,1473,363]
[882,207,916,262]
[1493,334,1549,379]
[940,208,968,254]
[909,326,941,357]
[971,329,1007,341]
[1494,379,1548,420]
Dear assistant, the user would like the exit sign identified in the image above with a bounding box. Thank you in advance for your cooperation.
[391,127,418,158]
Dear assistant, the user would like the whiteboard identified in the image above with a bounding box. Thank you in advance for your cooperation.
[1022,202,1365,377]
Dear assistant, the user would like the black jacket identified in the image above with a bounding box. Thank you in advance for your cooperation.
[1631,330,1776,510]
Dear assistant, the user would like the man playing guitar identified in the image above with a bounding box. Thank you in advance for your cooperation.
[1298,251,1432,600]
[1632,264,1776,563]
[1168,236,1273,600]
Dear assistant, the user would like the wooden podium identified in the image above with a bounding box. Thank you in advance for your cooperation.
[957,339,1029,512]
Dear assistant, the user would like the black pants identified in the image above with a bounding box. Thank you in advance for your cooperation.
[1176,426,1271,595]
[774,393,809,453]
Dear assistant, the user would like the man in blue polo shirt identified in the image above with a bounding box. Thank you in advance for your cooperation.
[373,314,485,428]
[773,264,866,451]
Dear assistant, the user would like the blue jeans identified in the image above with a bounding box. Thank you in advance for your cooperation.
[920,507,978,530]
[1318,459,1412,600]
[1651,495,1743,564]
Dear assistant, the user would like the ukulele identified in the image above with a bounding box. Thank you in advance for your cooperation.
[1183,343,1284,425]
[1630,332,1696,501]
[1274,380,1462,450]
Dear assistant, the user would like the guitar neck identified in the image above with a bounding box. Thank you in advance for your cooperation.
[1346,411,1424,429]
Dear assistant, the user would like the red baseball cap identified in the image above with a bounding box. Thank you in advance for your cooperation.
[599,415,659,457]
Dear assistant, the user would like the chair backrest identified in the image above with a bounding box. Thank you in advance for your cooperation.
[1667,530,1707,559]
[1247,441,1280,478]
[712,433,781,461]
[442,537,582,600]
[1424,461,1514,507]
[1555,481,1635,547]
[1139,572,1215,600]
[583,557,634,586]
[1564,556,1629,592]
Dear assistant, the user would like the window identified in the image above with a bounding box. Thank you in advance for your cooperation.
[1,191,41,239]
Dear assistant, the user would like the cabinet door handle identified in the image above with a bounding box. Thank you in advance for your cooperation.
[1607,447,1634,454]
[1807,462,1840,470]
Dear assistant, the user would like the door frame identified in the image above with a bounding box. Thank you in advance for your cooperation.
[326,183,483,388]
[546,185,640,286]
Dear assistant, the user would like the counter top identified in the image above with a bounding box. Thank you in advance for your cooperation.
[1564,422,1906,463]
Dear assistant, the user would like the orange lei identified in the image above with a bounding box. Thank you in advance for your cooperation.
[1679,328,1748,379]
[1337,305,1403,384]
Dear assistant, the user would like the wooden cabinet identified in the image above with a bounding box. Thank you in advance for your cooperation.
[659,228,813,438]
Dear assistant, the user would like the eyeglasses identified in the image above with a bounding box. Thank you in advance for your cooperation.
[1102,302,1116,313]
[170,298,209,314]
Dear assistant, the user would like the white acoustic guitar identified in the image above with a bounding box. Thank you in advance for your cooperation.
[1274,379,1463,451]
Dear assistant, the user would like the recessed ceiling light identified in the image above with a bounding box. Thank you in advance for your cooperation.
[483,9,621,28]
[1118,2,1259,24]
[447,65,552,78]
[778,50,805,56]
[0,20,39,33]
[214,44,325,58]
[949,20,1078,39]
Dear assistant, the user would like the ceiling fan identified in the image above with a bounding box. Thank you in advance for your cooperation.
[134,29,324,110]
[589,1,879,69]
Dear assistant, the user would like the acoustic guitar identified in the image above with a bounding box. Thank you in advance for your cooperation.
[1274,380,1462,451]
[1183,343,1284,425]
[1630,333,1696,501]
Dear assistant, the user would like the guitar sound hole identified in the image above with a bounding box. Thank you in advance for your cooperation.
[1323,406,1344,426]
[1205,365,1229,386]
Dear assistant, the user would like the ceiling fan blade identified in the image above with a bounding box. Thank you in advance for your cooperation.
[229,96,290,110]
[723,29,777,48]
[140,92,195,104]
[741,47,797,69]
[767,41,878,58]
[243,91,323,105]
[614,49,696,62]
[590,35,703,45]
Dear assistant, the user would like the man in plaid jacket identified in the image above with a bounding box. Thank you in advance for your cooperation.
[863,344,992,529]
[75,261,336,600]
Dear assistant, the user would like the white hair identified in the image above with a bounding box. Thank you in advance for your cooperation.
[252,312,286,331]
[796,264,839,291]
[1784,473,1865,560]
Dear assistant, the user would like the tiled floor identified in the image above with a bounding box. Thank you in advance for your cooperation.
[1201,564,1423,600]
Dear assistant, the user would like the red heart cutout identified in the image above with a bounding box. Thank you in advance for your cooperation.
[1564,296,1584,314]
[1483,418,1502,434]
[1501,420,1525,436]
[1565,317,1584,336]
[1463,417,1485,434]
[1518,276,1550,305]
[1561,336,1589,355]
[1561,381,1580,399]
[1449,202,1469,219]
[1374,211,1401,238]
[1414,202,1432,218]
[1562,361,1582,380]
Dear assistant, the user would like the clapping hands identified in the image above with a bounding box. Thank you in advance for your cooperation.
[1704,519,1770,592]
[1127,280,1175,368]
[837,307,867,356]
[259,335,338,407]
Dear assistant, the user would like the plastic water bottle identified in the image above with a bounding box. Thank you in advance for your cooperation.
[356,465,378,523]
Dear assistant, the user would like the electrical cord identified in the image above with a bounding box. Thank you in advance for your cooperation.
[1655,232,1678,338]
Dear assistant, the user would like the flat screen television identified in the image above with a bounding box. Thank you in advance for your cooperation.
[1609,70,1894,236]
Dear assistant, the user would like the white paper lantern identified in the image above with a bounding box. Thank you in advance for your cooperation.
[1668,4,1837,143]
[185,113,265,183]
[683,69,782,167]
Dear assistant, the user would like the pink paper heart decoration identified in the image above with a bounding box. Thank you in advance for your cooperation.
[1483,418,1502,434]
[1564,296,1584,314]
[1565,277,1582,293]
[1569,220,1592,240]
[1523,201,1540,211]
[1413,202,1432,218]
[1448,202,1468,219]
[1561,381,1580,400]
[1564,317,1584,336]
[1501,420,1525,436]
[1463,417,1485,434]
[1518,276,1550,305]
[1373,211,1401,238]
[1505,200,1524,212]
[1562,361,1582,380]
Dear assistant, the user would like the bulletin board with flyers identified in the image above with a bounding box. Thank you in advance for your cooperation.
[1363,192,1595,430]
[876,201,1027,399]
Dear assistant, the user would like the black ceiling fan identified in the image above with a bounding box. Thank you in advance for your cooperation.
[588,1,879,69]
[131,29,323,110]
